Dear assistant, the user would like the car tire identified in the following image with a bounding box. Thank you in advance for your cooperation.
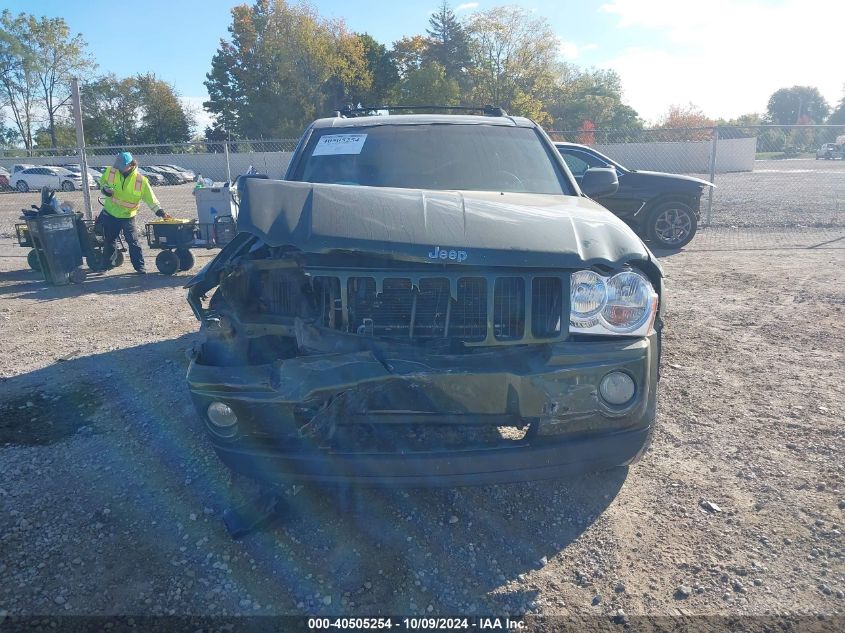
[646,201,698,249]
[16,180,29,192]
[61,180,75,192]
[155,250,180,275]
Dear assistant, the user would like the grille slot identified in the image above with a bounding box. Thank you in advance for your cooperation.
[452,278,487,341]
[532,277,563,337]
[494,277,525,341]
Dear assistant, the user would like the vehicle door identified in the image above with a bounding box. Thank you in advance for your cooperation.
[558,147,633,217]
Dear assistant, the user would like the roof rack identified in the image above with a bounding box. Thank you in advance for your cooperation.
[335,104,508,118]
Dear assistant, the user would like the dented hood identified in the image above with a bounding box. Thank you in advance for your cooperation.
[236,178,652,269]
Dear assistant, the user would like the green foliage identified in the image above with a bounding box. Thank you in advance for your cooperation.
[399,62,460,106]
[426,2,471,89]
[204,0,372,138]
[135,74,194,144]
[82,74,142,145]
[0,10,93,149]
[356,33,400,105]
[34,122,75,148]
[766,86,829,125]
[465,6,560,124]
[548,66,641,131]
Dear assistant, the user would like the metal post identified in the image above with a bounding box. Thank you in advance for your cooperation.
[224,139,232,183]
[71,78,93,220]
[705,126,718,227]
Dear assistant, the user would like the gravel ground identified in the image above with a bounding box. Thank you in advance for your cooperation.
[0,225,843,628]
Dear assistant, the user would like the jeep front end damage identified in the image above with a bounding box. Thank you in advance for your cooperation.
[185,243,661,486]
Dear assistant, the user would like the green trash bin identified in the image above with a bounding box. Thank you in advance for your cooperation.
[25,213,86,285]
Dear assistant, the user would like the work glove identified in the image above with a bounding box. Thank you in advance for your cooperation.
[155,209,173,220]
[101,186,114,197]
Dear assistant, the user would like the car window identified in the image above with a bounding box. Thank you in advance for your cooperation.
[558,148,607,177]
[293,124,572,195]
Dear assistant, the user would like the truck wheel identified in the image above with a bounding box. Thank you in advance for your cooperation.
[156,250,179,275]
[27,249,41,271]
[175,248,195,271]
[647,202,698,249]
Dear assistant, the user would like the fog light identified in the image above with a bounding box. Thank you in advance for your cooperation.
[599,372,636,406]
[207,401,238,435]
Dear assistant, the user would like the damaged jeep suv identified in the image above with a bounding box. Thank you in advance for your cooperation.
[185,108,664,486]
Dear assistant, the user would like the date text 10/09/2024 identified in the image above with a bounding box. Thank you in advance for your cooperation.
[307,617,526,630]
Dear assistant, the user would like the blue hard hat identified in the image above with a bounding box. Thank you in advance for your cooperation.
[115,152,134,169]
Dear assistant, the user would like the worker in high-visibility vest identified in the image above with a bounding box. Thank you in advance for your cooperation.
[97,152,171,274]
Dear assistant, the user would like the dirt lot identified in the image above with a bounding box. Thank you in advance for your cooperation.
[0,221,843,630]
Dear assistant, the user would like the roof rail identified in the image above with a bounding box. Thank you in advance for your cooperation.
[334,104,508,118]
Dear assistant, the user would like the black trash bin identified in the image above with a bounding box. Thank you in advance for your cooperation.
[26,213,86,285]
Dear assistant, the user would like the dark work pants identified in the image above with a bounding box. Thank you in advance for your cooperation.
[99,210,145,271]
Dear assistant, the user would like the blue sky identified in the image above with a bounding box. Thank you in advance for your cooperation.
[7,0,843,130]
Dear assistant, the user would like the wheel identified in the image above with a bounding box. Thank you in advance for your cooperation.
[175,248,195,271]
[16,180,29,192]
[61,180,75,191]
[113,250,125,267]
[69,267,87,284]
[85,252,105,271]
[27,249,41,271]
[646,201,698,249]
[155,250,180,275]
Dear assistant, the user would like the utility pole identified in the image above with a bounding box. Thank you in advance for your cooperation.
[71,78,93,220]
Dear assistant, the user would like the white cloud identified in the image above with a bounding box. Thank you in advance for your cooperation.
[597,0,844,122]
[558,40,598,61]
[180,96,213,134]
[455,2,478,11]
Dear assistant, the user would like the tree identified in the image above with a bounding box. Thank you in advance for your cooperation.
[356,33,399,105]
[0,11,93,149]
[827,85,845,127]
[465,6,560,124]
[548,66,641,132]
[399,62,460,106]
[0,10,38,150]
[391,35,430,79]
[34,122,75,148]
[27,14,93,147]
[205,0,372,138]
[81,74,141,145]
[656,103,714,140]
[766,86,829,125]
[425,2,471,89]
[136,74,194,145]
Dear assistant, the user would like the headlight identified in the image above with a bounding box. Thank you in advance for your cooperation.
[569,269,657,336]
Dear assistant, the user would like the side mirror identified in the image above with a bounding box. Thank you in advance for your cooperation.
[580,167,619,198]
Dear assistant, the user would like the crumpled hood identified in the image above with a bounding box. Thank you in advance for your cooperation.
[236,178,654,269]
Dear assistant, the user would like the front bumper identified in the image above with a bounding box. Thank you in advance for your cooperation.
[187,333,659,486]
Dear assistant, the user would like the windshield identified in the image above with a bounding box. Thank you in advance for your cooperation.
[292,124,572,194]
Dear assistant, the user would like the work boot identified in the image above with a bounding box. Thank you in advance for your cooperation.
[135,268,147,275]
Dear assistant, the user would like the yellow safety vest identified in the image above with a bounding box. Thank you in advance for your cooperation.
[100,167,150,219]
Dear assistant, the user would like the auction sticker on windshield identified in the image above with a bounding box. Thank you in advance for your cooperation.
[312,134,367,156]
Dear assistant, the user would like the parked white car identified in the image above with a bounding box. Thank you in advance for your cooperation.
[12,166,95,192]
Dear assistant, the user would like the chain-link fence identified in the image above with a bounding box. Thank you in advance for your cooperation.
[548,125,845,228]
[2,126,845,230]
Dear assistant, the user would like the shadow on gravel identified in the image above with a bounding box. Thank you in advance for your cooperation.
[0,269,192,299]
[1,336,627,616]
